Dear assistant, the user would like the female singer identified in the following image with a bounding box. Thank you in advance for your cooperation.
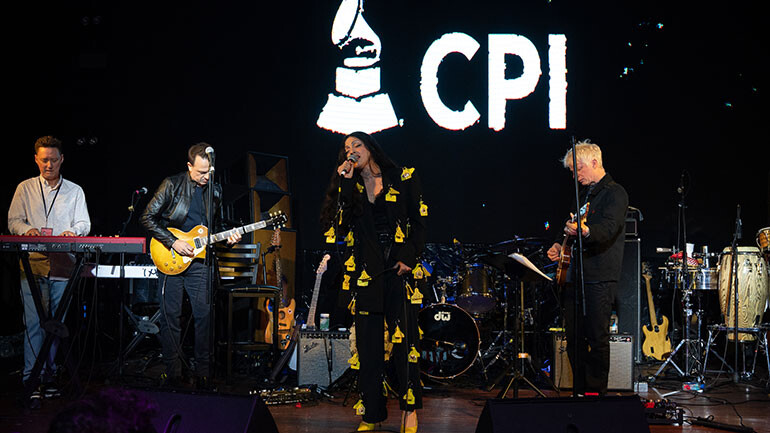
[321,131,427,433]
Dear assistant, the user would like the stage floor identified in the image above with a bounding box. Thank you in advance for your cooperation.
[1,358,768,433]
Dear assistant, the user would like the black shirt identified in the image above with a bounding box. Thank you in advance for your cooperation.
[180,185,206,232]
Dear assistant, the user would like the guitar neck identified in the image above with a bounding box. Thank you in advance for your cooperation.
[203,221,268,246]
[274,251,285,305]
[307,276,323,329]
[643,275,658,326]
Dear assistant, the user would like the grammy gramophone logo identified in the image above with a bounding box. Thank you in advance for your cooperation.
[316,0,399,135]
[317,0,568,134]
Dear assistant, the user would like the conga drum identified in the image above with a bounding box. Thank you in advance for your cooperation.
[717,246,769,341]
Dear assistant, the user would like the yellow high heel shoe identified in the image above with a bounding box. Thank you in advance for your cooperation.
[400,412,418,433]
[357,421,378,431]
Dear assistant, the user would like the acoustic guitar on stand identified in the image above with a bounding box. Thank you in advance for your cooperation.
[555,202,590,286]
[262,228,296,350]
[642,263,671,360]
[150,212,286,275]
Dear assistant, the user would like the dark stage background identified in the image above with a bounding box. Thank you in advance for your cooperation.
[5,0,768,266]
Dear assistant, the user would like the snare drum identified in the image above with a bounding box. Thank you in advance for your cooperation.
[717,246,769,341]
[757,227,770,255]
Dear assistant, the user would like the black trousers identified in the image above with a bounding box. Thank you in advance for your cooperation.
[158,260,211,377]
[561,281,615,394]
[355,272,422,423]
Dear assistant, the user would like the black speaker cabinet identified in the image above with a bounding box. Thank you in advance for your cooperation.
[475,395,650,433]
[136,389,277,433]
[553,333,634,391]
[297,330,351,387]
[618,237,642,363]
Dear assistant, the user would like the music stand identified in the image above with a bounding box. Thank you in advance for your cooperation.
[484,252,554,398]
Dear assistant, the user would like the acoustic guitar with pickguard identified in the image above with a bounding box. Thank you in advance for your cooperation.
[641,263,672,360]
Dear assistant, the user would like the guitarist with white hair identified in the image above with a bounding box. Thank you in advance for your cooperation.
[547,140,628,396]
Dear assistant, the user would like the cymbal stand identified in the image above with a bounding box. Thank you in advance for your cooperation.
[486,280,549,398]
[479,276,514,375]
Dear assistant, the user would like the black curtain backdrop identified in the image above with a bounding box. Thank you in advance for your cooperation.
[5,0,768,265]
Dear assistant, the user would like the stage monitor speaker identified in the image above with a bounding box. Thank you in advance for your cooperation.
[136,389,277,433]
[297,330,351,387]
[618,237,642,363]
[475,395,650,433]
[553,333,634,391]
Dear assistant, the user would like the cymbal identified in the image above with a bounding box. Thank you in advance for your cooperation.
[488,236,547,250]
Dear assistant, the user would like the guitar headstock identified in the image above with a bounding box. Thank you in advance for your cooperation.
[642,261,652,280]
[317,254,331,274]
[266,211,288,231]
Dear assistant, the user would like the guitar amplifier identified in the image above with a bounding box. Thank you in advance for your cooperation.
[297,330,351,387]
[553,333,634,391]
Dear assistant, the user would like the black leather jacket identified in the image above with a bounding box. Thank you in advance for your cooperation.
[140,171,222,249]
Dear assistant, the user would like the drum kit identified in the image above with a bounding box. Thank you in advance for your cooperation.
[417,238,556,393]
[652,227,770,383]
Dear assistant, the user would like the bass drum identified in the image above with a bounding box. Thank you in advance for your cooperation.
[718,246,769,341]
[418,303,479,379]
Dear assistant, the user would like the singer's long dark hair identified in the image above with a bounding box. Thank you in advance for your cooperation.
[319,131,397,230]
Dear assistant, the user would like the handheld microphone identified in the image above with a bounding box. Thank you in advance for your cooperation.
[340,154,359,176]
[135,187,148,195]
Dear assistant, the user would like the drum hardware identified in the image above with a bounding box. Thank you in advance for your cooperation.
[651,288,706,382]
[484,255,555,399]
[702,324,770,379]
[652,177,706,385]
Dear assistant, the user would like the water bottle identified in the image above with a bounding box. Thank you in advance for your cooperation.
[609,311,619,334]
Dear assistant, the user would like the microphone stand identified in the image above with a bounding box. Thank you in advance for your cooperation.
[206,158,216,381]
[119,190,142,237]
[569,136,586,398]
[728,205,742,383]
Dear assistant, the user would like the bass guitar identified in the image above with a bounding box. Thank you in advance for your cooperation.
[555,202,590,285]
[150,212,286,275]
[263,229,296,350]
[642,263,671,360]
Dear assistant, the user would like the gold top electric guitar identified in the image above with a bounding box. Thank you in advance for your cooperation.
[150,212,286,275]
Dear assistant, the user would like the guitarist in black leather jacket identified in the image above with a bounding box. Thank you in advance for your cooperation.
[547,140,628,396]
[140,143,240,389]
